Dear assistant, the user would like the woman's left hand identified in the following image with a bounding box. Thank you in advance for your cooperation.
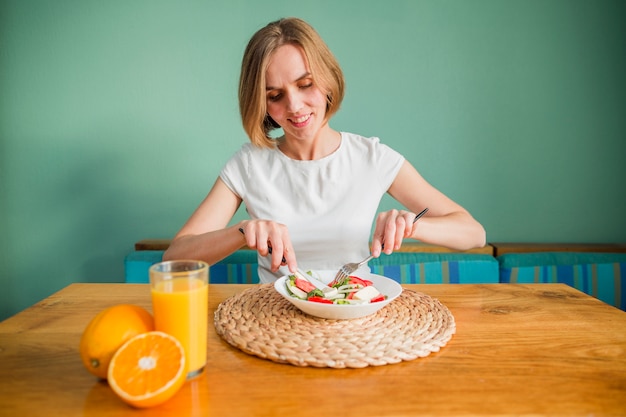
[371,209,419,256]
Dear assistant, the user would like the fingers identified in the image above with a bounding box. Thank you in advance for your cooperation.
[239,220,296,272]
[373,209,417,255]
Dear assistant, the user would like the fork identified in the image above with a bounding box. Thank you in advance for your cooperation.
[332,208,429,283]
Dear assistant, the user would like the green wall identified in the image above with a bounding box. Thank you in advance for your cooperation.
[1,0,625,320]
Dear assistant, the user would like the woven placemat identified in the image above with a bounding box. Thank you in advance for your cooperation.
[214,284,455,368]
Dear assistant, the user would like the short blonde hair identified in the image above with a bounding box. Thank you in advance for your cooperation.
[239,17,345,147]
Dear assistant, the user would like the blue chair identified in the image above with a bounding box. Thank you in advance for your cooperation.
[369,253,499,284]
[498,252,626,310]
[125,251,500,285]
[124,250,259,284]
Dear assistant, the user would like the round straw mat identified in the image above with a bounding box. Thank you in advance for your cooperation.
[214,284,455,368]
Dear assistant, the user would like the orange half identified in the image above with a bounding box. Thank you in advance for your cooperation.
[107,331,187,408]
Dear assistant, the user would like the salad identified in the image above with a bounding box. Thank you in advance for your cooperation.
[285,271,387,304]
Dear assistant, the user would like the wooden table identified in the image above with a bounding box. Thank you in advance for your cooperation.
[1,283,625,416]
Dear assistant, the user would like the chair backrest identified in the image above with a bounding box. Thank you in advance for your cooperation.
[369,253,499,284]
[124,250,260,284]
[498,252,626,310]
[125,250,500,285]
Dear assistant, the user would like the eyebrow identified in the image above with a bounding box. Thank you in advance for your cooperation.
[265,72,312,91]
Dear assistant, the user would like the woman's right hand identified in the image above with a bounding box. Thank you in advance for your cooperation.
[238,220,297,273]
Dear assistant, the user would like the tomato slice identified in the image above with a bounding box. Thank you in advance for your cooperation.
[295,278,316,293]
[370,294,386,303]
[328,276,347,288]
[348,276,372,287]
[308,296,333,304]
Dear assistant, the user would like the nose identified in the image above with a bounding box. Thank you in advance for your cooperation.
[285,90,304,113]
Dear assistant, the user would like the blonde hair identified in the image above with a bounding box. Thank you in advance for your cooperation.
[239,17,345,147]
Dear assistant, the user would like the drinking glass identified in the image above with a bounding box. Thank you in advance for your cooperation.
[149,260,209,379]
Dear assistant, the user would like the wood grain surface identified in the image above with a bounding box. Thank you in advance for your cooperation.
[1,283,625,416]
[134,239,495,254]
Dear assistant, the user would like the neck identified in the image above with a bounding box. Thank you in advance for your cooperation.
[279,125,340,161]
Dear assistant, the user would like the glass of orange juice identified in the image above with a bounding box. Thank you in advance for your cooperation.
[149,260,209,379]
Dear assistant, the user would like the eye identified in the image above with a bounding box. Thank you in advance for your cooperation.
[267,92,282,102]
[299,80,313,89]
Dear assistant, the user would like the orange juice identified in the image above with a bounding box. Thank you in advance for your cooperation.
[151,277,208,376]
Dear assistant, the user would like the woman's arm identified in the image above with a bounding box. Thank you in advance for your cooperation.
[163,177,298,272]
[371,160,486,256]
[162,178,246,264]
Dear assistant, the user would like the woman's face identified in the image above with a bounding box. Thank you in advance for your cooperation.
[265,44,328,142]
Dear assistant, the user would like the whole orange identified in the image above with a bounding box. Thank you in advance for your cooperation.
[80,304,154,379]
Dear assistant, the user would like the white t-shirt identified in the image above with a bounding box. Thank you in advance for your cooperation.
[220,131,405,283]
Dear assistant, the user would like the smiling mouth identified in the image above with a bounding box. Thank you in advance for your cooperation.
[290,114,311,126]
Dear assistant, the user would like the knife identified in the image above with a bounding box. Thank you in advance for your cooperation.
[238,227,329,289]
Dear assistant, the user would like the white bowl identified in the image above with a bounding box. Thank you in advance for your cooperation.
[274,270,403,320]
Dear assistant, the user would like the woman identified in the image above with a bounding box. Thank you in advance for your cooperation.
[163,17,486,283]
